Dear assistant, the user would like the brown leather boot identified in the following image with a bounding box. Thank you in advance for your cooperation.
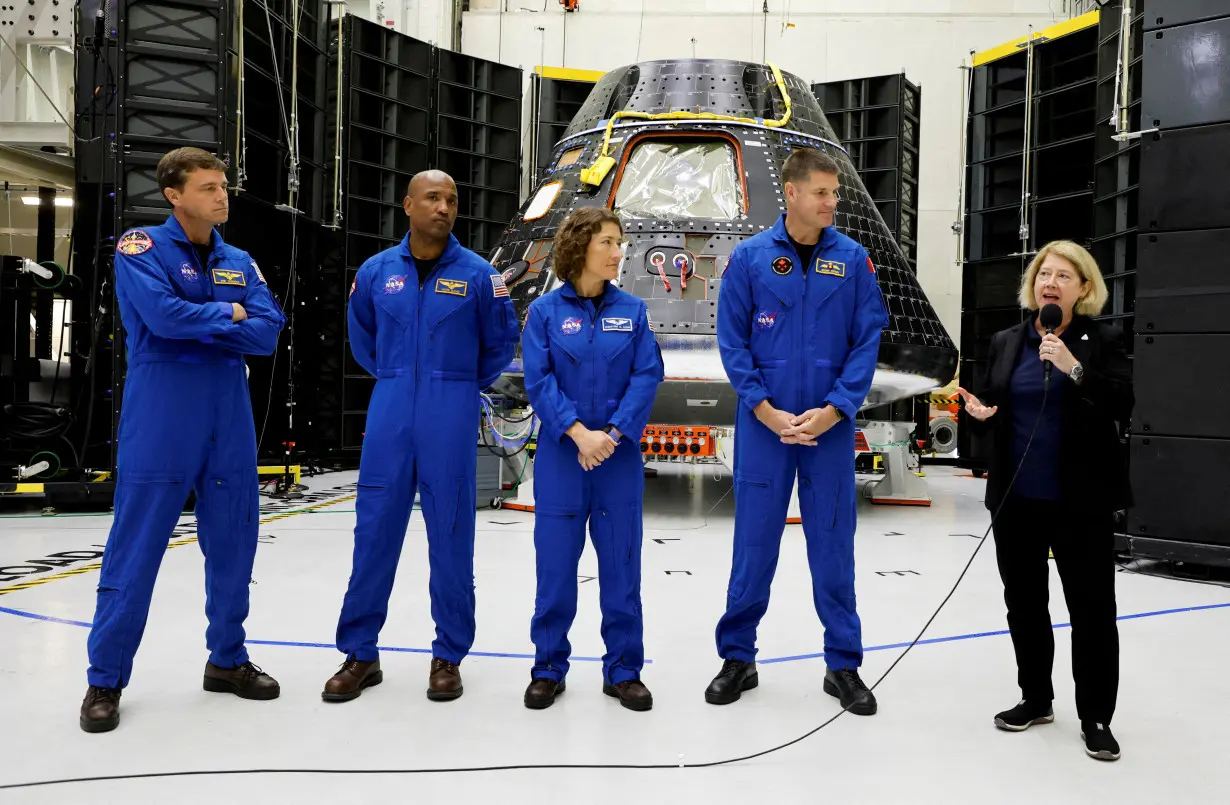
[80,685,121,733]
[603,679,653,711]
[322,657,383,702]
[524,677,566,709]
[427,657,463,701]
[203,661,281,700]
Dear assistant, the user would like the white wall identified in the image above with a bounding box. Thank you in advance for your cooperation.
[347,0,453,46]
[457,0,1075,345]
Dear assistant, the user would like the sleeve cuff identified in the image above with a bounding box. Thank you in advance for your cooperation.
[216,301,234,319]
[824,394,857,421]
[742,389,771,412]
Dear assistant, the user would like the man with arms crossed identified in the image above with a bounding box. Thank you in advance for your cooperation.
[81,147,286,733]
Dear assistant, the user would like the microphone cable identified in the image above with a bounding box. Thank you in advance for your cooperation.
[0,385,1051,791]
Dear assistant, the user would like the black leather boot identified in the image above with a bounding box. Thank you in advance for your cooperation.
[705,659,758,705]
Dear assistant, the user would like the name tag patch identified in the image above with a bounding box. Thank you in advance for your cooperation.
[435,278,468,297]
[212,268,246,287]
[602,317,633,332]
[816,259,846,277]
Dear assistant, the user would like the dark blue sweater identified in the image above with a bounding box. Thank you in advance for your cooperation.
[1008,323,1074,501]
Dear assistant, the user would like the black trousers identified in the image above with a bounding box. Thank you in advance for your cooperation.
[992,496,1120,724]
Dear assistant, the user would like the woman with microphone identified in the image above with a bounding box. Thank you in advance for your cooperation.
[957,240,1133,761]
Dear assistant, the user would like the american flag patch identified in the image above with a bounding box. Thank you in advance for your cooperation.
[490,273,509,298]
[647,316,655,332]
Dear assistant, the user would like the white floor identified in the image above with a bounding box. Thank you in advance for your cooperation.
[1,464,1227,803]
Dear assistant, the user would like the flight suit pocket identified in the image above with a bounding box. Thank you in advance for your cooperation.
[429,293,475,329]
[421,476,475,555]
[595,504,643,597]
[798,475,839,532]
[734,472,775,546]
[372,294,411,370]
[604,334,635,385]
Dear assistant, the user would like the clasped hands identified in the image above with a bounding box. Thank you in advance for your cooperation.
[567,423,621,471]
[754,400,841,446]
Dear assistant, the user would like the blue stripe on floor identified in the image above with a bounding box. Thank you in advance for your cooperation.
[3,600,1228,666]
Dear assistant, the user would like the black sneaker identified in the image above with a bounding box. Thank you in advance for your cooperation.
[823,668,877,716]
[994,699,1055,731]
[704,659,758,705]
[1081,720,1121,761]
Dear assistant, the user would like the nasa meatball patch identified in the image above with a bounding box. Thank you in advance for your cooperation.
[180,263,200,282]
[384,274,407,295]
[560,317,583,336]
[117,230,153,256]
[755,311,777,331]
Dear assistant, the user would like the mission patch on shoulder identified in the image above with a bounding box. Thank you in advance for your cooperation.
[117,230,153,256]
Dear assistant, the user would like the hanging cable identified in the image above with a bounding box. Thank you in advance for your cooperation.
[235,0,249,189]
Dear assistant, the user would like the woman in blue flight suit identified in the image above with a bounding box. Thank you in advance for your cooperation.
[520,207,664,711]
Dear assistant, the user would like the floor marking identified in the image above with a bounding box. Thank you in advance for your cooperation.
[2,601,1225,666]
[0,493,357,597]
[756,600,1230,664]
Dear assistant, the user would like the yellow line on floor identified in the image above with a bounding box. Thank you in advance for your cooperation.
[0,493,358,597]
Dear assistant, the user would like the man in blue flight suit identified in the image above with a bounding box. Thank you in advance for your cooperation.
[80,147,287,733]
[323,170,519,703]
[704,148,889,715]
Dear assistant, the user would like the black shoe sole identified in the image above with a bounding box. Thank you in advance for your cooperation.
[705,672,758,705]
[822,677,877,715]
[79,714,119,733]
[995,712,1054,732]
[321,670,384,703]
[603,684,652,711]
[426,686,463,701]
[524,682,566,710]
[203,675,281,701]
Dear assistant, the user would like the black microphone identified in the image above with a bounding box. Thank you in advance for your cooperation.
[1039,303,1063,384]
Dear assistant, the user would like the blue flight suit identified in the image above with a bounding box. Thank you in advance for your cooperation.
[337,233,518,664]
[521,281,664,685]
[87,215,286,689]
[714,214,888,670]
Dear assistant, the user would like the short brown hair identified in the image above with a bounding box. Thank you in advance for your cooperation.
[157,147,228,192]
[781,148,840,186]
[552,207,623,284]
[1018,240,1109,316]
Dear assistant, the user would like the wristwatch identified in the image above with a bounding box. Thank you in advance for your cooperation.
[1069,362,1085,384]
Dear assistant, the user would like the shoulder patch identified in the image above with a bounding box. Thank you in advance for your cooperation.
[117,230,153,256]
[251,260,266,284]
[867,257,876,274]
[490,273,509,298]
[349,277,357,297]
